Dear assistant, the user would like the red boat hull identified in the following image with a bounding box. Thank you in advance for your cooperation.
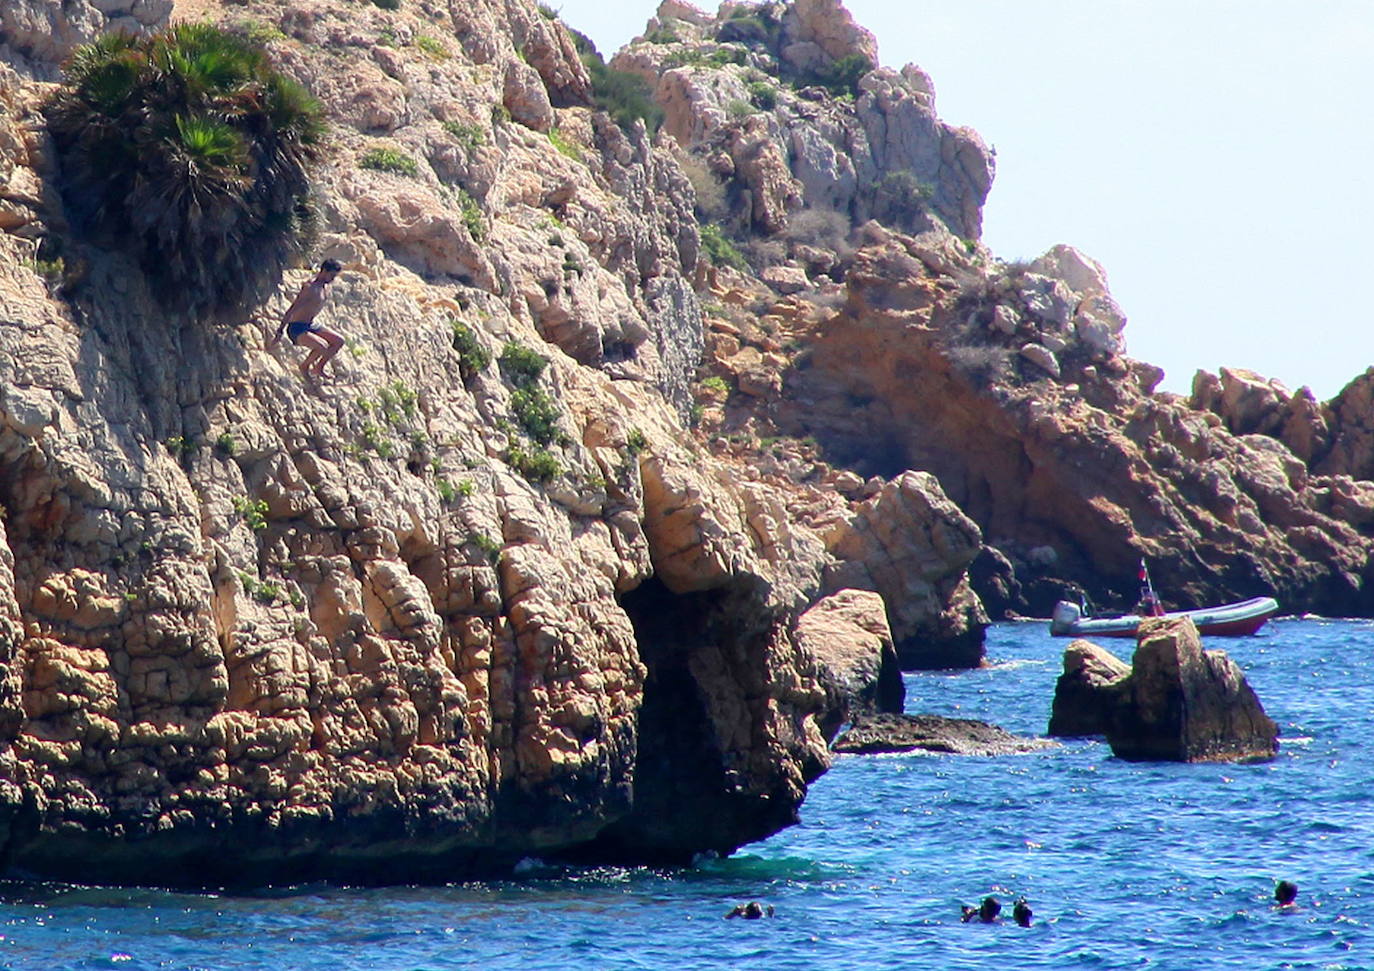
[1083,613,1275,639]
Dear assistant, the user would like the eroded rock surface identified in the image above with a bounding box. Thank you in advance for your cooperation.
[1046,639,1130,737]
[792,587,902,738]
[823,471,987,668]
[1,0,171,78]
[0,0,994,885]
[1,0,1368,886]
[614,2,993,240]
[760,223,1374,617]
[1049,620,1278,763]
[1109,618,1278,763]
[832,713,1055,756]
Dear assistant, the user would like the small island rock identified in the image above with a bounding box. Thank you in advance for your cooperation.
[1050,618,1278,762]
[1111,617,1278,762]
[1047,638,1131,737]
[832,713,1055,756]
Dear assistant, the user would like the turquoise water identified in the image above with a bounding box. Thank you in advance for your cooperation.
[3,619,1371,970]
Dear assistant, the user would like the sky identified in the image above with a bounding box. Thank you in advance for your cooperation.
[550,0,1374,400]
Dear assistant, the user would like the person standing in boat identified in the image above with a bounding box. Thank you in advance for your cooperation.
[1137,558,1165,617]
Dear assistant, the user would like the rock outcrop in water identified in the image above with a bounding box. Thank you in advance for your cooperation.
[1049,619,1278,762]
[1046,639,1131,737]
[792,588,903,738]
[832,713,1054,756]
[0,0,1359,884]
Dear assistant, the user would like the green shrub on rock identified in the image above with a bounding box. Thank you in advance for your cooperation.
[451,319,491,377]
[45,24,325,314]
[747,79,777,110]
[498,342,549,387]
[570,29,664,133]
[699,224,749,272]
[360,146,419,177]
[795,52,873,98]
[872,169,934,232]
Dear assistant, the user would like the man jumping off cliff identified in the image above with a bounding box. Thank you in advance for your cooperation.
[268,259,346,379]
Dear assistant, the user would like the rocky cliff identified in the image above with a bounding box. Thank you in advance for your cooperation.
[0,0,1370,885]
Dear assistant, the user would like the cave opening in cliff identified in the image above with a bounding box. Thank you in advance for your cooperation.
[815,423,911,481]
[560,576,753,865]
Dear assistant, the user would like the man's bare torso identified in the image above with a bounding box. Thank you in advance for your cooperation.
[291,279,330,322]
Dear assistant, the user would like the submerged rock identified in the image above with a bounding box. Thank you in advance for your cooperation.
[1049,618,1279,762]
[832,713,1055,756]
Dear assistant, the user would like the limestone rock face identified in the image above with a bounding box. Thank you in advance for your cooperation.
[1028,244,1126,358]
[773,223,1374,617]
[614,5,993,240]
[855,68,994,240]
[726,115,804,234]
[0,0,171,78]
[1313,369,1374,479]
[7,0,1367,886]
[791,588,902,738]
[1190,367,1292,439]
[1046,639,1131,737]
[824,471,988,668]
[0,0,904,886]
[780,0,879,71]
[1107,618,1278,763]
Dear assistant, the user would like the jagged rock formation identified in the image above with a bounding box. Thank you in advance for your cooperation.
[791,587,902,737]
[1048,619,1278,762]
[0,0,991,885]
[1046,639,1130,737]
[822,471,986,668]
[746,221,1374,616]
[1114,618,1279,762]
[614,0,993,240]
[1,0,173,79]
[1191,365,1374,500]
[0,0,1368,885]
[832,713,1054,756]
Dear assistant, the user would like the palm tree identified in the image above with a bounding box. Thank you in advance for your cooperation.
[46,23,326,315]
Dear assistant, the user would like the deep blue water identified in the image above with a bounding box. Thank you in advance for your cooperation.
[3,618,1372,970]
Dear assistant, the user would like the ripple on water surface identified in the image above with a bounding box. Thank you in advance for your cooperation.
[1,619,1371,970]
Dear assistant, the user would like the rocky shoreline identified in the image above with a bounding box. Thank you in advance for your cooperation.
[0,0,1361,885]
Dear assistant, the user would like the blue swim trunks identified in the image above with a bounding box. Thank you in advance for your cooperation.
[287,320,322,344]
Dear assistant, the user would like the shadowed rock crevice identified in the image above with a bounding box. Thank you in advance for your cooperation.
[565,576,819,864]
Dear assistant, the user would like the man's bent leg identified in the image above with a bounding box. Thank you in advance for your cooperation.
[296,332,330,375]
[311,326,347,375]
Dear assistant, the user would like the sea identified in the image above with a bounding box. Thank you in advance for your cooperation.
[2,618,1370,970]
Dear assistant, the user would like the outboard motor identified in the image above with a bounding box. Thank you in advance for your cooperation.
[1050,600,1082,636]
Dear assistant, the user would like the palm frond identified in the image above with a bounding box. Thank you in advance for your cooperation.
[45,24,327,314]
